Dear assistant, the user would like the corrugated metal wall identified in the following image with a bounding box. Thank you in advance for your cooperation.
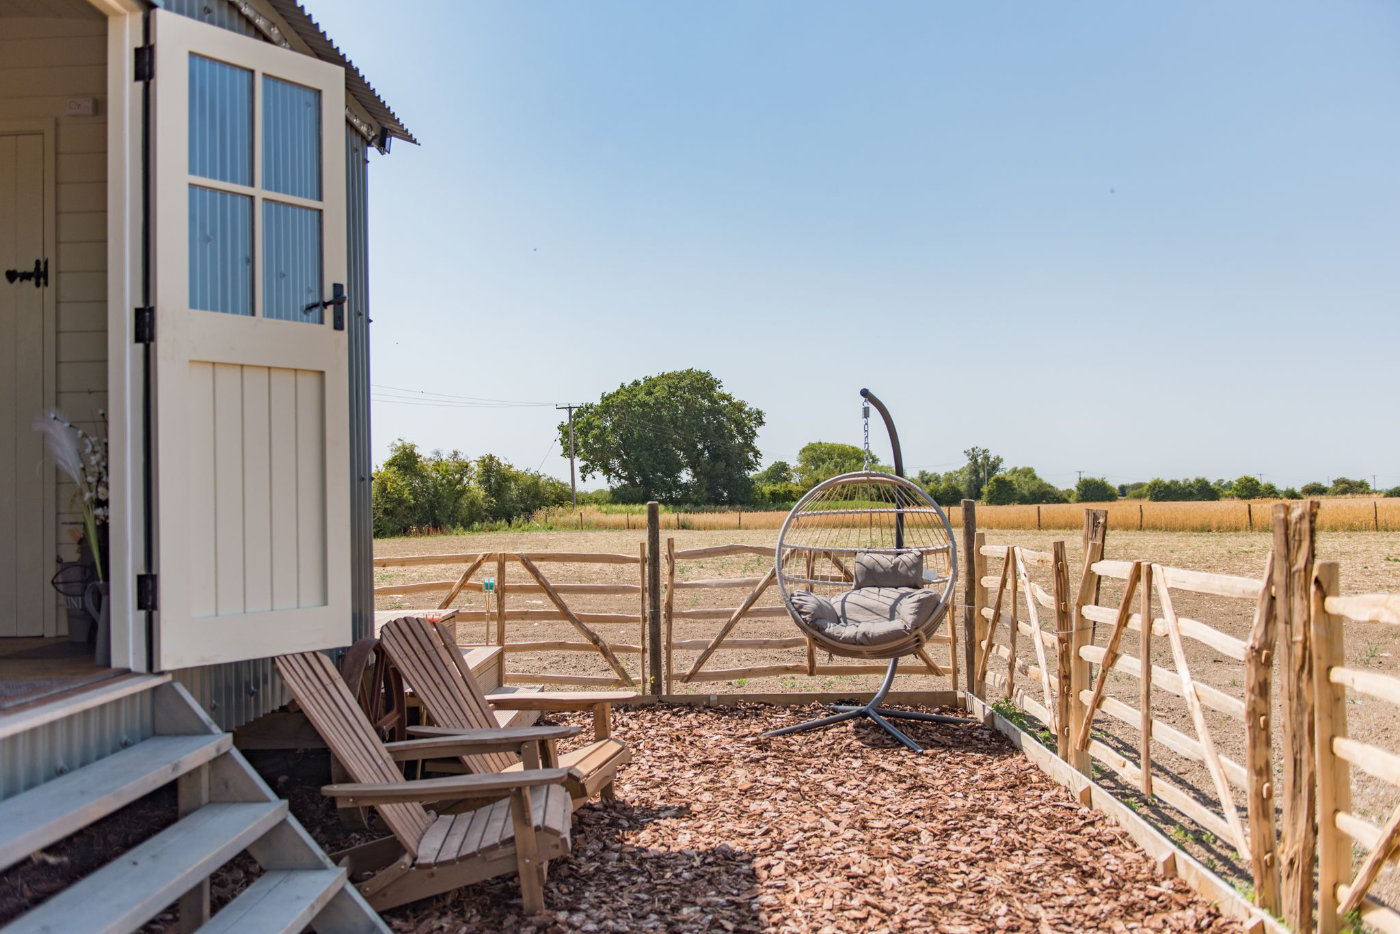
[0,692,152,800]
[160,2,376,731]
[346,125,373,645]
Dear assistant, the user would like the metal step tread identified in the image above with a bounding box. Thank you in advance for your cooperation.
[0,733,232,874]
[200,868,348,934]
[3,800,287,934]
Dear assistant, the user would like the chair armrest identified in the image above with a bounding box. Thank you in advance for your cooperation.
[485,691,638,711]
[322,768,572,805]
[384,725,581,761]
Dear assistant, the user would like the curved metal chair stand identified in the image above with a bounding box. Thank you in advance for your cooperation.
[765,390,974,752]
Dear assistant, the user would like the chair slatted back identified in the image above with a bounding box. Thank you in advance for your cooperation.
[275,652,434,852]
[379,617,518,774]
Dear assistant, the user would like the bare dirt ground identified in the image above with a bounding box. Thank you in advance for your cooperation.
[377,527,1400,911]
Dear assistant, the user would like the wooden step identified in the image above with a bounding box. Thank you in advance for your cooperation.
[200,868,347,934]
[5,800,287,934]
[0,733,231,873]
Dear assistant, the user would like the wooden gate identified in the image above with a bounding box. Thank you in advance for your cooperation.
[373,550,645,688]
[664,541,958,693]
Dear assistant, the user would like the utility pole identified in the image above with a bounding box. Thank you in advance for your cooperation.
[1076,470,1084,484]
[556,403,578,508]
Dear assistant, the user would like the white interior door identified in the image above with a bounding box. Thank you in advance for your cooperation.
[0,131,53,639]
[151,11,349,669]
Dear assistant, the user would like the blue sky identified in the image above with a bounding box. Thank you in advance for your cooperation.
[313,1,1400,491]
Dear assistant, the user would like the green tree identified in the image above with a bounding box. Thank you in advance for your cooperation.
[983,474,1017,505]
[916,470,965,507]
[475,454,569,522]
[1145,477,1221,502]
[1075,477,1117,503]
[1300,482,1329,497]
[960,447,1003,500]
[371,441,567,536]
[1330,477,1372,496]
[1230,475,1263,500]
[999,466,1067,504]
[752,461,794,486]
[564,369,764,505]
[795,442,875,487]
[371,441,483,535]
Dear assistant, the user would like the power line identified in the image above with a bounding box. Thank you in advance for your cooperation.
[371,383,555,407]
[536,438,557,473]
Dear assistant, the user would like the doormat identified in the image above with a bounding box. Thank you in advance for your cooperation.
[0,670,120,710]
[1,642,92,661]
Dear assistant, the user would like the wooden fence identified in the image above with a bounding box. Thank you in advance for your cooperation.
[373,550,648,688]
[662,541,958,693]
[965,500,1400,933]
[1314,573,1400,934]
[373,540,962,695]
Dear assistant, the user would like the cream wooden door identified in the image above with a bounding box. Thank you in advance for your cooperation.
[150,11,349,669]
[0,131,52,639]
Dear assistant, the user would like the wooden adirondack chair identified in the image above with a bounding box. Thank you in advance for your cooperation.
[378,616,634,804]
[274,652,578,913]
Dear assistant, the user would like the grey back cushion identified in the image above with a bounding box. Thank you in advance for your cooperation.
[853,550,924,589]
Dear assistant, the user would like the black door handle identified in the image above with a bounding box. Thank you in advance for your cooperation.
[304,282,347,330]
[4,259,47,288]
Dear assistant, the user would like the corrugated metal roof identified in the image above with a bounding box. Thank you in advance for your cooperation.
[263,0,416,147]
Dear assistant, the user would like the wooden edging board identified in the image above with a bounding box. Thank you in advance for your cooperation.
[963,693,1286,934]
[626,690,961,708]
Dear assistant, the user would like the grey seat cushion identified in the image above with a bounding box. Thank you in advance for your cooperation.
[852,550,924,589]
[788,586,942,647]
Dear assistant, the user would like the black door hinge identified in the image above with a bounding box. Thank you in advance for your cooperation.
[136,574,158,611]
[134,45,154,82]
[134,307,155,344]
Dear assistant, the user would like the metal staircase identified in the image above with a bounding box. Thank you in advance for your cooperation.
[0,676,386,933]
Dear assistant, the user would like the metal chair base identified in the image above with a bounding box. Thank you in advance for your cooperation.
[762,657,975,752]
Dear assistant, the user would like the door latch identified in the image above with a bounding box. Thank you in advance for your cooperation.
[5,259,47,288]
[305,282,347,330]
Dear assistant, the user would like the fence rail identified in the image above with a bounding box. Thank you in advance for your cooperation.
[662,538,958,692]
[374,535,961,695]
[374,549,647,688]
[963,499,1400,933]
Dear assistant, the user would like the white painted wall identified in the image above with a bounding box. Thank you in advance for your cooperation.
[0,13,108,634]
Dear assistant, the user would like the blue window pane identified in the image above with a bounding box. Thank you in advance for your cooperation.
[188,55,252,186]
[263,201,322,322]
[263,76,321,200]
[189,187,252,316]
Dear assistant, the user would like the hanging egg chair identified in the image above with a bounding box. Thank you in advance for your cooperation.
[766,389,972,751]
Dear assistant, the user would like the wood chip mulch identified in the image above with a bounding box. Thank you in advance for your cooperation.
[323,703,1243,933]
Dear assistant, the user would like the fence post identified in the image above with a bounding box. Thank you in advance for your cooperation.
[664,537,676,694]
[638,542,648,692]
[1245,548,1282,915]
[1068,509,1107,777]
[495,554,508,647]
[1051,541,1073,760]
[973,531,988,697]
[961,500,978,696]
[646,502,663,697]
[1276,500,1320,934]
[1312,561,1351,934]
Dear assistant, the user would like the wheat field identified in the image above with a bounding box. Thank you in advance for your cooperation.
[534,497,1400,533]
